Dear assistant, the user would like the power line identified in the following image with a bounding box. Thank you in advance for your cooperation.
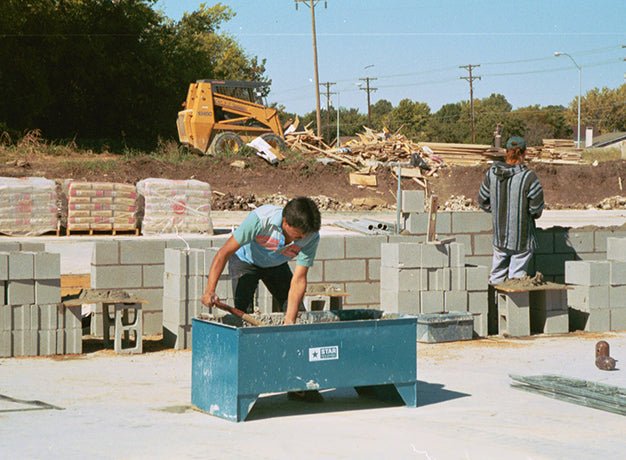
[460,64,481,143]
[320,81,336,140]
[359,77,377,125]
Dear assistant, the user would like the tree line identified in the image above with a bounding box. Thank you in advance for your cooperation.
[0,1,624,150]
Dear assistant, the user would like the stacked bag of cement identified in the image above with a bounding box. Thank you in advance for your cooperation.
[137,178,213,235]
[0,177,57,236]
[62,181,138,233]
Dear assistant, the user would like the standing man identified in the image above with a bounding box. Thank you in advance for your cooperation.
[478,136,544,285]
[201,196,321,325]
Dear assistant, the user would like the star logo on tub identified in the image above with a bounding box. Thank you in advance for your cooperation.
[312,351,318,358]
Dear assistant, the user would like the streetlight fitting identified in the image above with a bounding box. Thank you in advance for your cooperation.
[554,51,562,57]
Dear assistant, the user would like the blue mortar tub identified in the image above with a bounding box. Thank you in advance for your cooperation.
[191,310,418,422]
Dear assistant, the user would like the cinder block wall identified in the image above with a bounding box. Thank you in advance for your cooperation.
[38,211,626,336]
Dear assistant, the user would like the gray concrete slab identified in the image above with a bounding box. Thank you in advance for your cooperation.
[1,332,624,459]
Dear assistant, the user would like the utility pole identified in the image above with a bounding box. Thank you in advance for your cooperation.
[320,81,336,142]
[295,0,327,138]
[359,77,377,126]
[460,64,481,143]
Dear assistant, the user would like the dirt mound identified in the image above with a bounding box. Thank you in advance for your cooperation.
[2,151,626,211]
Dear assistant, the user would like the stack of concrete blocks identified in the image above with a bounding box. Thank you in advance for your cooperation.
[162,248,233,349]
[565,237,626,332]
[400,190,425,234]
[498,288,568,338]
[379,241,489,337]
[0,250,81,357]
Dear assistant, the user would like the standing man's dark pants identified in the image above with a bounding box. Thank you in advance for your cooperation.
[228,254,293,313]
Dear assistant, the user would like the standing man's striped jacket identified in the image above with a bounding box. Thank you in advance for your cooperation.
[477,162,544,252]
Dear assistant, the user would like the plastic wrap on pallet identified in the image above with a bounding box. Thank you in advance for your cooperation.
[62,181,138,232]
[136,178,214,235]
[0,177,58,236]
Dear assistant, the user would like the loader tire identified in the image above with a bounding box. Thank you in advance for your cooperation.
[207,132,244,156]
[260,133,287,151]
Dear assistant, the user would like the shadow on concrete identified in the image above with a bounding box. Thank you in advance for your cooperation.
[81,336,172,354]
[416,380,470,407]
[245,387,406,422]
[0,394,64,413]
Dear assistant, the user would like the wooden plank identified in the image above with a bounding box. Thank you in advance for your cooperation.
[426,195,438,242]
[494,282,571,293]
[61,274,91,297]
[349,173,377,187]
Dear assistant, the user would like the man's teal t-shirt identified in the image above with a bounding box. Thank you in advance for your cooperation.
[233,205,319,268]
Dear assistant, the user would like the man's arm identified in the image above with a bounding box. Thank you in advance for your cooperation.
[284,265,309,325]
[201,235,241,307]
[477,172,491,212]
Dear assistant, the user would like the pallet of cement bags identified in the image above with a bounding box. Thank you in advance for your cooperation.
[0,177,58,236]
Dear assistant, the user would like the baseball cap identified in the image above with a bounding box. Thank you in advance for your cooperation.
[506,136,526,150]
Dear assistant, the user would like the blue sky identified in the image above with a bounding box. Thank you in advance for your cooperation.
[155,0,626,116]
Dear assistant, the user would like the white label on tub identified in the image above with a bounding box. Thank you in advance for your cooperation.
[309,346,339,362]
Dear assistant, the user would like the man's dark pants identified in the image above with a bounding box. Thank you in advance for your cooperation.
[228,254,293,313]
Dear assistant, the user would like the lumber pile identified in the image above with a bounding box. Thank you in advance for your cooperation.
[527,139,583,164]
[417,142,491,166]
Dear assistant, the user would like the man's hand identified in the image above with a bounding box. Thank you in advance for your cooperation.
[201,291,219,308]
[283,316,296,325]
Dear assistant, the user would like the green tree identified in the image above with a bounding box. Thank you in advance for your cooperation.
[385,99,431,141]
[426,102,467,142]
[573,84,626,135]
[369,99,393,131]
[511,105,570,146]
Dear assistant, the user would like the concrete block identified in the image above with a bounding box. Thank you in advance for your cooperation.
[38,304,60,330]
[164,248,188,275]
[595,230,626,252]
[187,276,205,301]
[472,234,493,256]
[420,291,444,314]
[34,252,61,279]
[0,331,11,357]
[468,291,488,315]
[120,239,166,265]
[11,305,31,330]
[564,260,610,286]
[444,290,468,312]
[420,243,449,268]
[0,305,11,331]
[12,330,37,356]
[0,252,7,280]
[91,265,142,289]
[315,237,345,260]
[344,281,379,306]
[7,280,35,305]
[381,243,422,268]
[163,273,187,300]
[448,242,466,267]
[402,212,451,235]
[38,329,57,356]
[0,280,4,306]
[204,248,229,276]
[498,292,530,337]
[451,267,466,291]
[611,308,626,331]
[567,285,609,311]
[91,240,119,265]
[29,304,39,331]
[609,285,626,308]
[35,279,61,305]
[530,304,568,335]
[345,236,387,259]
[556,230,595,254]
[324,259,366,282]
[465,255,493,268]
[8,252,34,279]
[606,237,626,261]
[65,327,82,354]
[20,242,45,252]
[162,323,191,350]
[368,259,380,281]
[64,305,82,330]
[162,297,188,326]
[143,311,162,336]
[380,266,422,292]
[586,308,611,332]
[465,265,489,291]
[125,287,163,314]
[0,242,20,252]
[401,190,425,213]
[534,253,574,277]
[472,312,488,338]
[56,329,65,355]
[380,289,419,314]
[427,268,449,291]
[609,261,626,285]
[187,249,206,276]
[535,229,554,255]
[451,211,492,233]
[143,264,165,288]
[387,234,425,244]
[440,234,472,254]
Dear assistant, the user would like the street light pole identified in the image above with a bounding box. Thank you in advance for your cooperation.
[554,51,582,148]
